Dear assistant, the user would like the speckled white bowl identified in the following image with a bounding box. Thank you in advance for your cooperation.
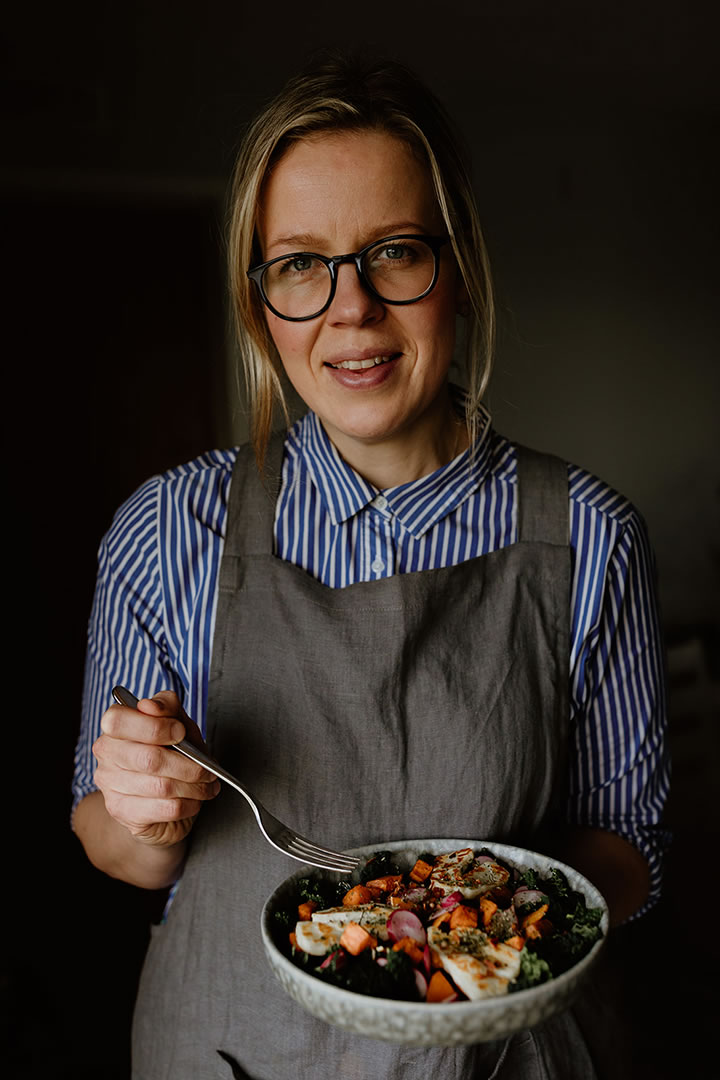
[261,838,608,1047]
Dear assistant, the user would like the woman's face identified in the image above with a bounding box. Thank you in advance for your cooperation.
[256,129,464,480]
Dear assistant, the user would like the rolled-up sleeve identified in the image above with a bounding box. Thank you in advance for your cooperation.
[72,476,183,814]
[568,500,671,916]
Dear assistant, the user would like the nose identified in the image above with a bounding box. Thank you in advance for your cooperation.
[326,262,384,327]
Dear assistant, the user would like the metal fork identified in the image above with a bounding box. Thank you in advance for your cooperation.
[112,686,359,874]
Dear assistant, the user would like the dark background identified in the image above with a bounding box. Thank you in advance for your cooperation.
[5,2,718,1077]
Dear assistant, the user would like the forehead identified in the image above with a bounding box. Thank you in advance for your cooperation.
[257,129,442,253]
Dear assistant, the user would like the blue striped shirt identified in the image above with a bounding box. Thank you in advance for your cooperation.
[75,406,670,910]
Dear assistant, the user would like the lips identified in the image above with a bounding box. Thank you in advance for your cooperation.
[325,352,400,371]
[328,355,394,371]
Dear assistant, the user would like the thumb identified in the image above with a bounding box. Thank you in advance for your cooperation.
[139,691,207,750]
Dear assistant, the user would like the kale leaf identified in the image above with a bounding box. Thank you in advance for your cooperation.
[510,948,552,992]
[360,850,402,884]
[516,867,539,889]
[317,948,418,1001]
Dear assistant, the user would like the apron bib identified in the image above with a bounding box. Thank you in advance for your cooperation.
[131,437,601,1079]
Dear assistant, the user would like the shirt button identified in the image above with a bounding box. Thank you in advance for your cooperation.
[372,495,388,510]
[371,557,385,573]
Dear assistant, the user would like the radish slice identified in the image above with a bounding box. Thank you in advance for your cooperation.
[422,944,432,978]
[387,909,426,945]
[428,890,464,920]
[319,949,346,971]
[439,890,464,909]
[513,887,548,911]
[414,969,428,998]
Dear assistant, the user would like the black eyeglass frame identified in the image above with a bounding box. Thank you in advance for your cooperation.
[247,234,450,322]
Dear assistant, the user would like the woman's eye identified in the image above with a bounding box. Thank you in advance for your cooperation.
[281,256,314,273]
[381,245,410,260]
[366,244,415,273]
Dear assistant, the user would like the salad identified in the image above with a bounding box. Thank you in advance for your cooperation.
[275,847,604,1004]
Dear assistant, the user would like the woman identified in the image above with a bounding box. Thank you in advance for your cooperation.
[73,55,669,1079]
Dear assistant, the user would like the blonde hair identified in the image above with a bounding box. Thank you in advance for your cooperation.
[227,53,495,468]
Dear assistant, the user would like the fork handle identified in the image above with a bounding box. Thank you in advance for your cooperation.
[111,686,265,819]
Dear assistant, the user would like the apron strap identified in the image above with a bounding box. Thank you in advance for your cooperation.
[516,444,569,546]
[223,434,569,555]
[222,431,286,559]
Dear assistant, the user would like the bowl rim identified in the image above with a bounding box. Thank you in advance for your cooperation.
[261,837,609,1016]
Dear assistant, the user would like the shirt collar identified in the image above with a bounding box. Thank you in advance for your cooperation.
[298,399,494,537]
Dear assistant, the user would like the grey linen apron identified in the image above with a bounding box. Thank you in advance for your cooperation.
[131,436,604,1080]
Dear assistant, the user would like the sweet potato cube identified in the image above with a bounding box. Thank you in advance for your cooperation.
[526,917,553,940]
[426,970,456,1002]
[409,858,434,883]
[339,921,377,956]
[521,903,549,931]
[342,885,374,907]
[478,898,498,927]
[505,935,525,951]
[297,901,318,920]
[449,905,478,929]
[392,936,425,966]
[365,875,403,893]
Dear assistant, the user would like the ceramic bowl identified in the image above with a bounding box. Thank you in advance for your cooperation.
[261,838,608,1047]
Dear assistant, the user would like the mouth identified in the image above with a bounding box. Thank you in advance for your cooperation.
[326,354,399,371]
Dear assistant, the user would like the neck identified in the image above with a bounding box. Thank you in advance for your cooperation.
[321,395,469,490]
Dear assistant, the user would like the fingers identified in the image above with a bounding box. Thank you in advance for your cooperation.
[142,692,206,750]
[93,690,221,843]
[93,735,216,784]
[101,701,186,745]
[95,757,220,801]
[102,789,215,831]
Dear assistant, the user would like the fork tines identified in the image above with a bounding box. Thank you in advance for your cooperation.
[287,836,359,874]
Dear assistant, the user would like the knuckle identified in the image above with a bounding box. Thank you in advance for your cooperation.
[152,775,175,799]
[161,798,184,821]
[137,745,164,774]
[146,716,171,744]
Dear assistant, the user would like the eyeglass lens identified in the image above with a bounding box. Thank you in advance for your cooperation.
[262,238,437,319]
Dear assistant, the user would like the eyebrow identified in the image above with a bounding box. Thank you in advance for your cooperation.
[266,223,432,255]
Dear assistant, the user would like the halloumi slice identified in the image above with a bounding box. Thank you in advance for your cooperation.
[431,851,510,898]
[311,904,394,941]
[294,919,344,956]
[428,926,522,1001]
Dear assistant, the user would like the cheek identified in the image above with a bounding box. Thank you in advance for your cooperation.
[266,317,317,378]
[414,291,457,356]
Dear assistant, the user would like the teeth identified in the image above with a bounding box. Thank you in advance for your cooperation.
[331,356,391,370]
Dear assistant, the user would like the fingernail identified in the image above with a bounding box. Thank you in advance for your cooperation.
[169,722,185,742]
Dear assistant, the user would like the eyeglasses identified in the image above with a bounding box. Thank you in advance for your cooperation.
[247,234,449,321]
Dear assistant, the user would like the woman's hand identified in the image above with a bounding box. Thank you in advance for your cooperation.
[92,691,221,849]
